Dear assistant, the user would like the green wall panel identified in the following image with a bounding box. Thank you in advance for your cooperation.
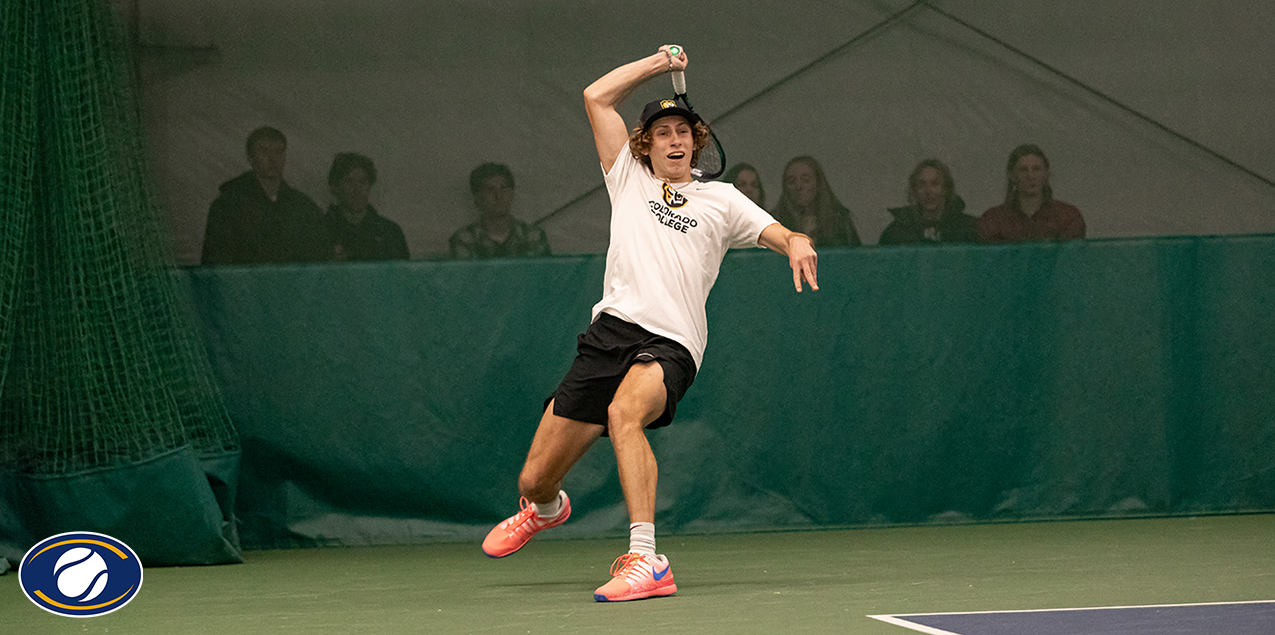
[184,237,1275,548]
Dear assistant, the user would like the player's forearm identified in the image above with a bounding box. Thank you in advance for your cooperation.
[583,52,670,113]
[758,223,809,256]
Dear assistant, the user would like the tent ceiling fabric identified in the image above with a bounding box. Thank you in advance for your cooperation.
[138,0,1275,263]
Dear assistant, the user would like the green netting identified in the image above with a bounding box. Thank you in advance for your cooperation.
[0,0,38,398]
[0,0,237,475]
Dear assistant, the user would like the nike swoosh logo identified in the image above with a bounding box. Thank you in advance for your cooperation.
[653,564,670,581]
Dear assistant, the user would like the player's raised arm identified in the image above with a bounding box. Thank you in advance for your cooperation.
[759,223,819,292]
[583,45,688,173]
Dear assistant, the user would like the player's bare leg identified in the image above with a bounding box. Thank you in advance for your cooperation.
[606,362,666,523]
[482,403,601,558]
[519,403,605,504]
[594,361,678,602]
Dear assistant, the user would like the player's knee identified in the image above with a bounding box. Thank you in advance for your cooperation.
[518,467,555,502]
[606,402,643,436]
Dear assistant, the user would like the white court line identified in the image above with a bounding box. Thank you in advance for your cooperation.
[867,614,962,634]
[868,598,1275,619]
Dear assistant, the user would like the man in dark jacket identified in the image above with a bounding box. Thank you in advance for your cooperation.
[878,159,979,245]
[201,126,330,265]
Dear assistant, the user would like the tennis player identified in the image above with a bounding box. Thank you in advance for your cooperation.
[482,45,819,602]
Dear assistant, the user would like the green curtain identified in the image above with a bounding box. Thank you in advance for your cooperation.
[0,0,240,567]
[184,239,1275,548]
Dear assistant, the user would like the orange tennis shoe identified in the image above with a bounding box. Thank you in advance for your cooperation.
[481,494,571,558]
[593,553,677,602]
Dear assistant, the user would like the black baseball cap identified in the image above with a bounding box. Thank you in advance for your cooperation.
[639,98,700,131]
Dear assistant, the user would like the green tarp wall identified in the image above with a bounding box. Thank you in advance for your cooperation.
[0,449,240,566]
[184,237,1275,549]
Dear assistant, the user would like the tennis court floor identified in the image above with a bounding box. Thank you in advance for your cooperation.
[3,513,1271,634]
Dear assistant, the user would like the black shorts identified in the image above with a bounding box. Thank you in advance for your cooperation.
[547,312,697,434]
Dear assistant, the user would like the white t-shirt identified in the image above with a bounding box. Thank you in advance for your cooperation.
[592,151,778,369]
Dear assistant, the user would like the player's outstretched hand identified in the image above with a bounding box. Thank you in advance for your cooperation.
[758,224,819,292]
[787,234,818,293]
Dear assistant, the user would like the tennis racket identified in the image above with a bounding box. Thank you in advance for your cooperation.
[668,46,726,180]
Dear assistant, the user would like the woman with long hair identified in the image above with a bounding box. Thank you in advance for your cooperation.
[879,158,978,245]
[722,163,765,209]
[977,144,1085,243]
[771,156,860,248]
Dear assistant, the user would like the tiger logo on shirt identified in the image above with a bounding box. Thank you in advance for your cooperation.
[662,183,688,208]
[649,183,699,234]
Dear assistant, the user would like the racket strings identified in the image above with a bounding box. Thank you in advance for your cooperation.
[674,90,724,180]
[692,136,725,180]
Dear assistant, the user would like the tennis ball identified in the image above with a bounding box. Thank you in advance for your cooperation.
[54,547,109,602]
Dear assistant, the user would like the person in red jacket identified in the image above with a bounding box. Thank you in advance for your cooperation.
[977,144,1085,243]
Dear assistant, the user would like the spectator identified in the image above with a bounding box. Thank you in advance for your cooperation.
[879,159,978,245]
[771,156,861,248]
[978,144,1085,243]
[722,163,766,208]
[449,163,551,259]
[323,152,409,261]
[201,126,329,265]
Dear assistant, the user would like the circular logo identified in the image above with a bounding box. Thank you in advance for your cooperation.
[19,532,143,618]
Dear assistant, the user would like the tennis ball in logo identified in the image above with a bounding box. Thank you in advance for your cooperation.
[54,547,109,602]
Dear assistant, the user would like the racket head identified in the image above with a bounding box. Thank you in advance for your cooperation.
[669,94,724,180]
[692,131,725,181]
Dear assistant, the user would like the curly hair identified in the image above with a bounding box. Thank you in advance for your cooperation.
[627,120,711,171]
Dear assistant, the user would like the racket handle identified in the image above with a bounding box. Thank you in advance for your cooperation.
[667,45,686,95]
[671,70,686,96]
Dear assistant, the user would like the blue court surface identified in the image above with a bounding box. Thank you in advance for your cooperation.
[870,600,1275,634]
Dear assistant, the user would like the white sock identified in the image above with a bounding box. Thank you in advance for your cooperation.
[532,490,564,519]
[629,522,656,556]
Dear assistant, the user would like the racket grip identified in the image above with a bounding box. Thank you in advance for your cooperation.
[671,70,686,96]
